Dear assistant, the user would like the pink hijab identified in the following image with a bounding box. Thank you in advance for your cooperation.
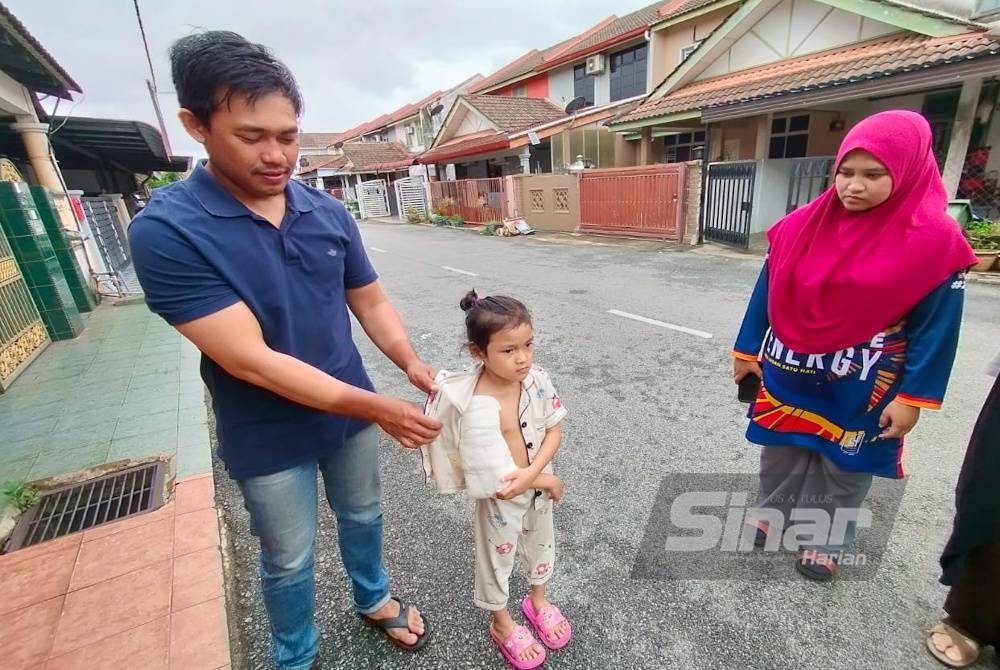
[766,110,976,355]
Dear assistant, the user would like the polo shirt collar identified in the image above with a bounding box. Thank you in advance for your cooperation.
[188,163,317,218]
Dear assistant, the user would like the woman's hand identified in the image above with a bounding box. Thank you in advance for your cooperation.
[879,400,921,439]
[734,358,763,384]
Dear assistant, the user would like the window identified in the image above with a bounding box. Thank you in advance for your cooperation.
[923,91,961,168]
[609,44,648,102]
[769,114,810,159]
[664,130,706,163]
[512,85,527,97]
[404,123,421,149]
[679,41,701,63]
[573,65,595,107]
[562,126,617,170]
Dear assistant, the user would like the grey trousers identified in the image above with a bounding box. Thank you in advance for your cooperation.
[473,491,555,611]
[751,446,873,556]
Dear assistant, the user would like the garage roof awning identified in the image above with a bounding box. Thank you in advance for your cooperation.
[45,116,191,173]
[0,3,80,99]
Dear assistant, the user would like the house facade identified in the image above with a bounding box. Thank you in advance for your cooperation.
[448,0,744,172]
[609,0,1000,246]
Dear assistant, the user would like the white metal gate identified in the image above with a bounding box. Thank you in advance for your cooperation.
[393,176,428,219]
[359,179,389,219]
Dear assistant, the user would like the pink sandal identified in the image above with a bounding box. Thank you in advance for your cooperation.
[522,597,572,650]
[490,624,546,669]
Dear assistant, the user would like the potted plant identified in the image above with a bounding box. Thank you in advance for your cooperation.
[405,207,425,224]
[963,219,1000,272]
[344,198,361,220]
[432,197,458,218]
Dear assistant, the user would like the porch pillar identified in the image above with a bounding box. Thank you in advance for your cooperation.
[754,115,771,160]
[519,147,531,175]
[11,122,63,191]
[942,77,984,198]
[315,176,324,190]
[638,127,654,165]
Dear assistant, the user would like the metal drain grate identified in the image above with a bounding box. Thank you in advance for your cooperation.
[5,463,166,552]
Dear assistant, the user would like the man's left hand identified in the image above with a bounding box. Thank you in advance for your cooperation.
[406,360,438,395]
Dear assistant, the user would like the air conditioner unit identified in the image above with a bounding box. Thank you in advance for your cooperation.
[585,54,606,75]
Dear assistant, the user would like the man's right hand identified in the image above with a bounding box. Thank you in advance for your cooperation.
[733,357,763,384]
[376,398,442,449]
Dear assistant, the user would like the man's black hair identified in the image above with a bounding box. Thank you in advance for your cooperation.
[169,31,303,126]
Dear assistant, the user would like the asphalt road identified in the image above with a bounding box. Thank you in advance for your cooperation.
[213,221,1000,670]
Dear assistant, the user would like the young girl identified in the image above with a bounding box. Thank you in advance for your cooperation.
[733,110,977,581]
[422,290,571,669]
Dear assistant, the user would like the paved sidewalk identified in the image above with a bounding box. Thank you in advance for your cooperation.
[0,300,231,669]
[0,474,229,670]
[0,302,210,506]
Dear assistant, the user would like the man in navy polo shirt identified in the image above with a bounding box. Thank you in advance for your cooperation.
[129,31,441,670]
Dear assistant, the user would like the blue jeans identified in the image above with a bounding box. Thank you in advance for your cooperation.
[237,426,391,670]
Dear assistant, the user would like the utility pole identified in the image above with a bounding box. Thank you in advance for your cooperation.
[135,0,174,157]
[146,78,173,157]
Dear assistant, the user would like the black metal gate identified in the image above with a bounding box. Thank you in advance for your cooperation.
[787,157,835,214]
[702,161,757,248]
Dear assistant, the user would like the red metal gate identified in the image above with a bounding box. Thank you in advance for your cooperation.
[429,177,509,224]
[579,164,686,240]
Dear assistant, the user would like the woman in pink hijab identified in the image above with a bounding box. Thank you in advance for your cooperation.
[731,110,977,582]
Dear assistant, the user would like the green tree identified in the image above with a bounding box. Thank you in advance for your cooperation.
[148,171,183,189]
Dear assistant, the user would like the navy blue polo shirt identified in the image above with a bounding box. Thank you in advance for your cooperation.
[128,165,378,479]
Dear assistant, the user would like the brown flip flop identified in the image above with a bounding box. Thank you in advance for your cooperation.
[926,622,981,668]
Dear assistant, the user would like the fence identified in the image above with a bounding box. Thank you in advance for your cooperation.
[958,145,1000,221]
[429,177,510,224]
[578,164,686,240]
[511,174,579,232]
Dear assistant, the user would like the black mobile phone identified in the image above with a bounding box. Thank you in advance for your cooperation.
[738,373,761,403]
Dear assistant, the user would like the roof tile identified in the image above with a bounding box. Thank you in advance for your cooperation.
[298,133,343,150]
[418,131,511,164]
[342,141,413,171]
[614,31,1000,124]
[568,1,664,54]
[462,95,566,133]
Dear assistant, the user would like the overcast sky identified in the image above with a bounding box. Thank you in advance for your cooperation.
[9,0,657,161]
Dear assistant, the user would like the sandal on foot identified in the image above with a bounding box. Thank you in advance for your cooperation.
[490,624,546,669]
[522,597,572,650]
[926,622,981,668]
[360,598,431,651]
[796,550,838,581]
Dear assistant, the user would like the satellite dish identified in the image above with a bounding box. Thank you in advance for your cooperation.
[334,141,344,149]
[564,96,587,115]
[298,157,308,167]
[430,104,444,116]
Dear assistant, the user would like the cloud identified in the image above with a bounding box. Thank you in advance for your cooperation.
[7,0,657,161]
